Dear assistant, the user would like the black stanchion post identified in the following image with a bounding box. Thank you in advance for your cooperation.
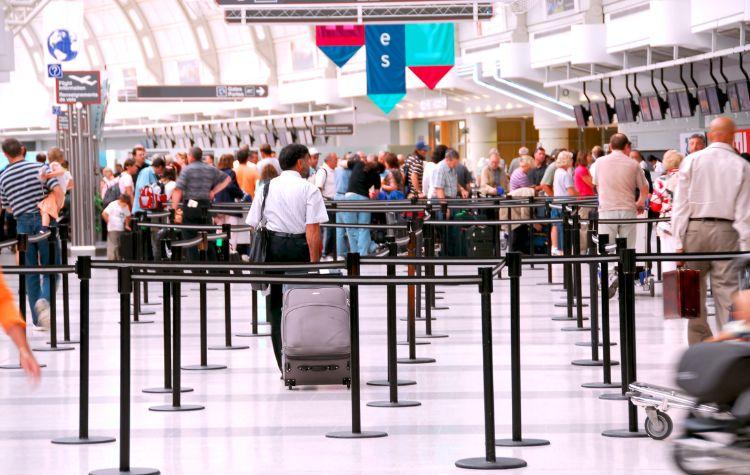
[368,238,420,407]
[561,212,590,331]
[53,256,115,445]
[602,248,647,438]
[38,228,73,352]
[89,267,160,475]
[417,223,448,339]
[456,266,527,470]
[210,224,248,351]
[151,245,203,412]
[327,253,387,439]
[497,252,550,448]
[583,234,621,388]
[551,208,576,321]
[59,224,77,344]
[398,221,435,364]
[600,237,630,401]
[130,214,154,323]
[183,232,226,371]
[655,235,662,281]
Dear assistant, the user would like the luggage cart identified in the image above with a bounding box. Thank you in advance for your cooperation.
[627,382,720,440]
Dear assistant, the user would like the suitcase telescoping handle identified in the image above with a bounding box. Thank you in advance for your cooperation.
[298,364,340,372]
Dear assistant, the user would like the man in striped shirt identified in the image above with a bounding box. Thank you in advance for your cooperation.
[0,138,63,330]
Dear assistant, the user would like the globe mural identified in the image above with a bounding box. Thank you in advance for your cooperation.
[47,29,79,62]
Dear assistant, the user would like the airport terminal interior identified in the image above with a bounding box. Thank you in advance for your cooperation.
[0,0,749,474]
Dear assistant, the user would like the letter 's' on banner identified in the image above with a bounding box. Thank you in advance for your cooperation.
[365,24,406,114]
[406,23,455,90]
[315,25,364,68]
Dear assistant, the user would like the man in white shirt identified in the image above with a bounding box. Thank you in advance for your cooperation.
[306,147,321,182]
[256,143,281,177]
[671,116,750,344]
[315,152,337,258]
[246,144,329,371]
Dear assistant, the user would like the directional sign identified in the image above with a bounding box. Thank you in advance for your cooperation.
[47,64,63,79]
[313,124,354,136]
[136,85,268,101]
[56,70,101,104]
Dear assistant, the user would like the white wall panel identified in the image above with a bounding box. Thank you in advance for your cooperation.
[605,6,650,52]
[497,43,544,80]
[570,24,621,66]
[530,29,571,68]
[650,0,709,49]
[690,0,747,32]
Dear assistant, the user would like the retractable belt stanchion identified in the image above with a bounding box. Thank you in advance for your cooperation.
[53,256,115,445]
[1,234,46,370]
[183,232,226,371]
[655,235,663,282]
[600,237,631,402]
[38,228,73,352]
[236,285,270,337]
[561,214,590,332]
[150,246,203,413]
[130,215,154,323]
[582,234,621,389]
[210,224,248,351]
[602,248,647,438]
[537,201,558,287]
[456,266,528,470]
[417,222,448,339]
[551,209,576,321]
[368,238,420,408]
[398,222,435,364]
[496,252,550,448]
[143,240,192,395]
[327,253,387,439]
[90,267,161,475]
[138,216,158,307]
[59,224,78,344]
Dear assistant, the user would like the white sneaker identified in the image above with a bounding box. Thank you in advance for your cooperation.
[34,298,51,330]
[30,323,46,332]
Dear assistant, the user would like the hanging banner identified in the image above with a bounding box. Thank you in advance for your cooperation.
[405,23,454,90]
[316,25,364,68]
[42,1,84,66]
[366,24,405,114]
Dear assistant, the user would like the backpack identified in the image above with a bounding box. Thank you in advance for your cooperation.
[138,182,166,210]
[102,183,121,207]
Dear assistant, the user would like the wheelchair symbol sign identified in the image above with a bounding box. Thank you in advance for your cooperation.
[47,64,63,79]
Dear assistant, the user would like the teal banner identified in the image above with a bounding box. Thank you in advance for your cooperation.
[405,23,454,67]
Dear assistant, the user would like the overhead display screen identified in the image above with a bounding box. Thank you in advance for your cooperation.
[573,105,589,128]
[638,96,653,121]
[615,98,637,123]
[697,86,723,115]
[649,96,665,121]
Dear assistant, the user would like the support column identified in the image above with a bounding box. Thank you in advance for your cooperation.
[466,114,497,172]
[398,119,415,146]
[537,127,569,151]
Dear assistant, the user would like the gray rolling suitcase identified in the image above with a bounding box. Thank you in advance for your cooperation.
[281,286,351,389]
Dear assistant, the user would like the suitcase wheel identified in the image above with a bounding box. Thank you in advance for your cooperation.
[343,377,351,389]
[285,379,296,390]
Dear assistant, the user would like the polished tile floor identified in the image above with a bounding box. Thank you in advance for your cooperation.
[0,255,694,474]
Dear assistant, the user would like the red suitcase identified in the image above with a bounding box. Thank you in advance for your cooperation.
[663,268,701,319]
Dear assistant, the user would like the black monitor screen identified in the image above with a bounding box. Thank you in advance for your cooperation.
[598,102,611,125]
[590,102,601,125]
[615,98,635,123]
[737,81,750,111]
[639,96,652,121]
[573,105,589,127]
[697,87,710,114]
[649,96,664,120]
[698,86,723,115]
[678,90,693,117]
[728,83,740,112]
[668,91,681,118]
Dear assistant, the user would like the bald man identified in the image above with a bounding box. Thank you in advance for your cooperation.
[672,117,750,344]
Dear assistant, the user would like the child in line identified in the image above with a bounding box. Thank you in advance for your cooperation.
[102,194,132,261]
[37,148,70,231]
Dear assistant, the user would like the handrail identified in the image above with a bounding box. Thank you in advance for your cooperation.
[28,231,52,243]
[0,265,76,275]
[424,218,562,226]
[170,236,204,248]
[0,238,16,249]
[131,272,483,286]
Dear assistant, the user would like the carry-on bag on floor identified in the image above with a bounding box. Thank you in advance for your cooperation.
[467,224,497,258]
[281,286,351,389]
[663,268,701,319]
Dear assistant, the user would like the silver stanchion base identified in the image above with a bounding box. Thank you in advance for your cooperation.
[397,357,436,364]
[47,339,79,345]
[601,429,648,438]
[367,400,421,408]
[554,302,589,308]
[366,379,416,387]
[90,467,160,474]
[599,393,629,401]
[399,317,436,322]
[235,332,271,338]
[416,333,449,339]
[33,345,74,352]
[536,282,563,286]
[551,316,588,322]
[52,435,115,445]
[0,363,46,369]
[455,457,527,470]
[131,309,156,316]
[550,287,567,291]
[325,430,387,439]
[149,404,205,412]
[575,341,616,347]
[397,341,430,346]
[571,359,619,367]
[181,364,227,371]
[121,320,155,325]
[582,381,622,389]
[208,345,250,351]
[560,326,591,332]
[495,438,550,447]
[142,387,193,394]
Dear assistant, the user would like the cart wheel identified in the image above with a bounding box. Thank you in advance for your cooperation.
[648,277,655,297]
[644,411,673,440]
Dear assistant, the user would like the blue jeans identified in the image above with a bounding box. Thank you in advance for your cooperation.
[550,208,565,252]
[16,212,58,324]
[334,193,349,258]
[341,193,373,256]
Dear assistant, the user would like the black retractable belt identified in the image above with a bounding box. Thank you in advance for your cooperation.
[368,237,420,408]
[52,256,115,445]
[326,253,387,439]
[456,266,529,470]
[89,267,161,475]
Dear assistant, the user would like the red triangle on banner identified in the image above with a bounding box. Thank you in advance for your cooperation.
[408,65,453,90]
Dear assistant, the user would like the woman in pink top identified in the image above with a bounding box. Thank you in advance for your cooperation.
[574,151,595,196]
